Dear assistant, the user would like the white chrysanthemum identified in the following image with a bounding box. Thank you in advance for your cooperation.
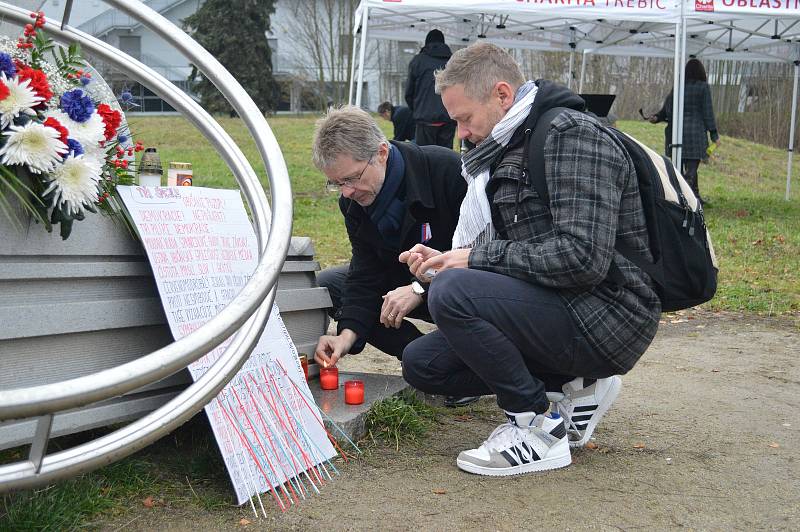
[43,153,102,216]
[79,138,106,159]
[80,150,105,169]
[44,109,104,150]
[0,121,67,173]
[0,73,43,128]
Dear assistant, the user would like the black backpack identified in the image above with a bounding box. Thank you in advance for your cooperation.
[521,107,718,312]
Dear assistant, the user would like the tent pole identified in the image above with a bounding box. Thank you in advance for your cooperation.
[786,60,799,200]
[348,18,360,105]
[676,11,687,168]
[355,5,369,107]
[670,20,682,163]
[579,51,587,93]
[568,50,574,90]
[675,12,686,169]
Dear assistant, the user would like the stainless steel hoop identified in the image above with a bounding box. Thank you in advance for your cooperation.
[0,0,293,491]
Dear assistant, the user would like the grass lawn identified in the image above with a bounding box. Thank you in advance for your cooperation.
[2,113,799,530]
[128,114,800,314]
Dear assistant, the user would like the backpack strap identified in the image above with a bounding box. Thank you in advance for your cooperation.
[522,106,634,287]
[521,107,566,205]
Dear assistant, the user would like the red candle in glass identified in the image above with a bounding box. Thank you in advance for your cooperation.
[344,380,365,405]
[299,354,309,381]
[319,366,339,390]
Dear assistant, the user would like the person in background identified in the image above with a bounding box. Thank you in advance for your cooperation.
[312,105,478,408]
[399,42,660,476]
[650,58,720,204]
[378,101,415,142]
[405,29,456,149]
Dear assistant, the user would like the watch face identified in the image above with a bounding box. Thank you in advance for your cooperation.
[412,281,425,295]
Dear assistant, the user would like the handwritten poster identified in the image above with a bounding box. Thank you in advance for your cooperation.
[118,185,337,508]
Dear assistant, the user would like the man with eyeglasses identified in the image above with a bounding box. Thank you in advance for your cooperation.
[311,106,476,407]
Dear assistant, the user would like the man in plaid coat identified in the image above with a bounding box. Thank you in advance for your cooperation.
[397,43,661,476]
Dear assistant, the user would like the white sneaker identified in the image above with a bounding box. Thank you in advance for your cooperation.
[456,412,571,476]
[548,376,622,448]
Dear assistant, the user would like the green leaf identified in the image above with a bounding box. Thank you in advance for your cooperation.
[59,217,73,240]
[0,166,48,226]
[0,188,23,232]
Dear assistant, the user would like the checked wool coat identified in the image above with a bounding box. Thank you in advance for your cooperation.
[468,81,661,374]
[654,79,719,160]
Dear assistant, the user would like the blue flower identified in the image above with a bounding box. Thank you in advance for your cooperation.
[60,89,95,123]
[0,53,16,78]
[65,138,84,157]
[80,76,91,86]
[117,134,128,143]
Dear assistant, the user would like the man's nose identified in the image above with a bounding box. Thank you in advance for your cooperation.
[457,126,469,140]
[341,186,355,199]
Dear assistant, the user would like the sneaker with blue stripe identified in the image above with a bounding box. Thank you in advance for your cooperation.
[547,376,622,448]
[456,411,571,476]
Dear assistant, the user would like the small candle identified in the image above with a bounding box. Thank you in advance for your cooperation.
[319,366,339,390]
[298,354,308,381]
[344,380,365,405]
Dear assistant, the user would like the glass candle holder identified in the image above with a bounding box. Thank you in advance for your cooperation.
[344,380,365,405]
[298,354,308,381]
[319,366,339,390]
[138,172,161,187]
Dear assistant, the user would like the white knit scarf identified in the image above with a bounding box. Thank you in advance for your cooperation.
[451,81,538,249]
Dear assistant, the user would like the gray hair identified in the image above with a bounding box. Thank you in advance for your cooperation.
[434,42,525,101]
[311,105,387,169]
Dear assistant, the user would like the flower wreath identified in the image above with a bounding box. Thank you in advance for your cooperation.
[0,11,143,240]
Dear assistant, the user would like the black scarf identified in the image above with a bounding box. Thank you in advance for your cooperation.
[367,144,406,249]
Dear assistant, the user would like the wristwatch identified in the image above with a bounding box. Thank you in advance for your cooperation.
[411,280,427,299]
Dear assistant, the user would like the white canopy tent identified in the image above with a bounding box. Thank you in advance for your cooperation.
[350,0,800,199]
[684,3,800,199]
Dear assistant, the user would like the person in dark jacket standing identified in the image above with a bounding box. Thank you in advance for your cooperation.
[405,29,456,149]
[378,101,415,142]
[312,106,475,406]
[650,59,720,204]
[398,43,661,476]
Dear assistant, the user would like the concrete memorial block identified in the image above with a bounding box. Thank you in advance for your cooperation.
[0,213,331,450]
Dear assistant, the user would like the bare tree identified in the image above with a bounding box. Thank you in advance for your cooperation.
[282,0,361,110]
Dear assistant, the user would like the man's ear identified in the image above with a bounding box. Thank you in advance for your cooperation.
[378,141,390,163]
[496,82,516,112]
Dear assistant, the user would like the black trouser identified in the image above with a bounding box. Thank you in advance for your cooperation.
[317,264,431,360]
[682,159,701,199]
[402,269,617,414]
[415,122,456,150]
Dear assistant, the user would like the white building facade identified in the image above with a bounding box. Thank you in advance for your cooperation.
[56,0,385,113]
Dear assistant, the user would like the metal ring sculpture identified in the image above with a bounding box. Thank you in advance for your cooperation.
[0,0,293,491]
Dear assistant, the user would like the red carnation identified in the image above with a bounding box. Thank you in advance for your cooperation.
[96,103,122,141]
[17,67,52,106]
[43,116,69,145]
[0,80,9,101]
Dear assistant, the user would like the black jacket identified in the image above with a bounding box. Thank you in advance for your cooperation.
[391,105,415,141]
[405,42,454,124]
[337,141,465,350]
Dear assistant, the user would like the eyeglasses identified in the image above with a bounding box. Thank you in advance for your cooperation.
[325,156,373,193]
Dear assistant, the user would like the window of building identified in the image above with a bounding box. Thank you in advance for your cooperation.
[118,36,141,60]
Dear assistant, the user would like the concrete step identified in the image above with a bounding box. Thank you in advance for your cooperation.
[307,371,411,443]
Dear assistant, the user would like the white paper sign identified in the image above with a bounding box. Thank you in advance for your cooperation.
[118,185,336,506]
